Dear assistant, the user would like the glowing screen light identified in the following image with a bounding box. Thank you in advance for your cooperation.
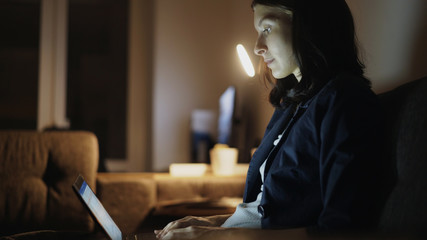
[236,44,255,77]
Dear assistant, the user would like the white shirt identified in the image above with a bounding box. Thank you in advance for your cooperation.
[221,134,283,228]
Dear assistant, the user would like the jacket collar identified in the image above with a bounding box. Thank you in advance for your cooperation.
[243,106,294,202]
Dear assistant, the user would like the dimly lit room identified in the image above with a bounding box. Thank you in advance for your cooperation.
[1,0,426,239]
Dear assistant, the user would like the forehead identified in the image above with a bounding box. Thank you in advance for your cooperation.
[253,4,292,26]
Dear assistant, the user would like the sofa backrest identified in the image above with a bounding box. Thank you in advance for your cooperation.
[378,76,427,236]
[0,131,98,236]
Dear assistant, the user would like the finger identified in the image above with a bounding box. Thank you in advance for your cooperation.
[155,228,168,239]
[164,223,195,240]
[161,228,188,240]
[154,230,162,239]
[156,227,171,239]
[158,224,179,239]
[161,226,208,240]
[159,216,192,237]
[157,216,198,239]
[156,220,178,238]
[154,228,163,238]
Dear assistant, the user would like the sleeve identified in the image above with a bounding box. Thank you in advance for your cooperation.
[313,85,384,233]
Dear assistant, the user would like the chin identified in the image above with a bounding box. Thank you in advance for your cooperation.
[271,71,283,79]
[272,72,289,79]
[270,68,291,79]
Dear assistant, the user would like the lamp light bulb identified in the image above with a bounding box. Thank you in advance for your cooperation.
[236,44,255,77]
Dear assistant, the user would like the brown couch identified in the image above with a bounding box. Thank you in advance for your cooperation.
[0,131,245,237]
[0,131,100,236]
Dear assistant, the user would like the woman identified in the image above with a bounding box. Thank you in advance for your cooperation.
[155,0,383,239]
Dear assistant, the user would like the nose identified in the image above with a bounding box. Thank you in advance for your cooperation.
[254,37,267,56]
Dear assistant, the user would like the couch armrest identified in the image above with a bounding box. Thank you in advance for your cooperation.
[96,173,156,234]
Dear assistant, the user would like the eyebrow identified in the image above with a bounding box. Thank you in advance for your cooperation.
[257,14,280,27]
[257,9,293,27]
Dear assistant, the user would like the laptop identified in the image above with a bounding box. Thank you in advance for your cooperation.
[73,174,155,240]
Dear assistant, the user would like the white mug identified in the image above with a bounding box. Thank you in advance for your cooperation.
[210,147,238,176]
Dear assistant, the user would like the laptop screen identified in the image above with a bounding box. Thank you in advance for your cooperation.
[74,175,122,240]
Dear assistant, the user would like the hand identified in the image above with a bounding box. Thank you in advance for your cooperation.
[155,225,225,240]
[154,215,230,239]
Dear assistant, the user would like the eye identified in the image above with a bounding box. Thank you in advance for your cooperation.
[262,27,271,34]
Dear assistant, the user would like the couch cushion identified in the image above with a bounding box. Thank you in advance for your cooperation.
[378,76,427,236]
[96,173,156,234]
[0,131,98,235]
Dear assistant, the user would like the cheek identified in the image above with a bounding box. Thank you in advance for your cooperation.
[274,44,294,66]
[278,25,293,54]
[280,36,293,55]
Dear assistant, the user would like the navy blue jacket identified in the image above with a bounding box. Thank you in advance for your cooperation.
[244,74,383,231]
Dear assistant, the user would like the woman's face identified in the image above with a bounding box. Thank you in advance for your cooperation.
[253,4,300,80]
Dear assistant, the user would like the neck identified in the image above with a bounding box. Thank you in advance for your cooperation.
[293,68,302,82]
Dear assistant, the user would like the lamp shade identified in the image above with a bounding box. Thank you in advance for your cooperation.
[236,44,255,77]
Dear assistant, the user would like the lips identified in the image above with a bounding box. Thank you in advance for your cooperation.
[264,58,274,67]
